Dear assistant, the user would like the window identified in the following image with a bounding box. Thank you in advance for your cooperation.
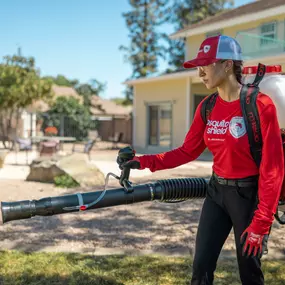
[260,22,277,46]
[148,104,172,147]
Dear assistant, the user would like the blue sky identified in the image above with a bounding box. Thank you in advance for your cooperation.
[0,0,253,99]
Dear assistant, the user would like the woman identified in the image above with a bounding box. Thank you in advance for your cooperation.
[117,35,284,285]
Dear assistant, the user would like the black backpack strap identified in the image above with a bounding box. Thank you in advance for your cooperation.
[240,84,262,167]
[240,63,266,167]
[250,63,266,87]
[201,92,218,124]
[281,129,285,141]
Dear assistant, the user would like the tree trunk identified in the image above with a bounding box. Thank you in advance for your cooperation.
[0,110,9,149]
[142,0,148,77]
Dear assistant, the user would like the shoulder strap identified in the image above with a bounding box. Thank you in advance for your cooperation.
[240,63,266,168]
[201,92,218,124]
[250,63,266,87]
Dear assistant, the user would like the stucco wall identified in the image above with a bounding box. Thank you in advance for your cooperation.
[185,14,285,62]
[133,78,188,153]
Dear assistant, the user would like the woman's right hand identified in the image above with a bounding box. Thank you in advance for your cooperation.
[116,156,141,170]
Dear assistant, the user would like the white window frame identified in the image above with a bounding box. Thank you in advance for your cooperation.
[260,21,277,48]
[145,101,173,148]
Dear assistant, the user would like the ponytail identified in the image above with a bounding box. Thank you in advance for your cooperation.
[233,60,244,84]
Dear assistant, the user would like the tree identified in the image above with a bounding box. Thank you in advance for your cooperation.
[121,85,134,106]
[111,95,133,106]
[43,75,106,108]
[75,79,106,108]
[166,0,234,71]
[0,51,53,148]
[120,0,170,103]
[42,75,79,87]
[41,96,95,140]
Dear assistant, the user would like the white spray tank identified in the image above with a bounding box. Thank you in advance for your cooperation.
[242,65,285,129]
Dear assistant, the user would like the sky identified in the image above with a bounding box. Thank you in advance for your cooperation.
[0,0,253,99]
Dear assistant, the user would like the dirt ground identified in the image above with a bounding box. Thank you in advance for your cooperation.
[0,148,285,260]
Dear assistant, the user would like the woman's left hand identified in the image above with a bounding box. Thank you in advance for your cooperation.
[240,225,269,258]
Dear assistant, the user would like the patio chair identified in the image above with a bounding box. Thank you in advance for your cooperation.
[72,139,96,160]
[14,138,33,165]
[39,139,60,157]
[108,132,123,149]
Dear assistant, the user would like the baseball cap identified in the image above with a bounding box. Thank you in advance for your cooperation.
[183,35,243,69]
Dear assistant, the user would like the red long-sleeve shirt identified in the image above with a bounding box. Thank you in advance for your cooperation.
[138,93,284,233]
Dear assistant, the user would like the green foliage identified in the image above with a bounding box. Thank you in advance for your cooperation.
[121,85,134,105]
[111,97,132,106]
[0,53,53,109]
[43,75,107,109]
[120,0,170,102]
[166,0,234,71]
[1,251,285,284]
[42,74,79,88]
[75,79,106,107]
[0,50,53,148]
[53,174,79,188]
[41,96,95,140]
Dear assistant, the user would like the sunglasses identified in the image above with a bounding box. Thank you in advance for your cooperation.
[198,60,227,72]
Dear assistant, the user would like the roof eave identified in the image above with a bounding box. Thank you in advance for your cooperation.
[123,69,197,85]
[124,53,285,86]
[169,4,285,39]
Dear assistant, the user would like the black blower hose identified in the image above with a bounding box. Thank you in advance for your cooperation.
[159,178,207,203]
[0,177,208,224]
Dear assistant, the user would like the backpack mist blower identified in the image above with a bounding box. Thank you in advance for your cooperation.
[0,146,208,224]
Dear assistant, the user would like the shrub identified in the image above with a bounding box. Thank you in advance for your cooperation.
[54,174,79,188]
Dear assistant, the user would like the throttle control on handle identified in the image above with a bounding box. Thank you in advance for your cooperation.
[117,146,136,193]
[73,147,136,211]
[117,146,135,169]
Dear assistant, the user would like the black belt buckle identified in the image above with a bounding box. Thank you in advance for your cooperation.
[213,172,257,187]
[216,175,226,185]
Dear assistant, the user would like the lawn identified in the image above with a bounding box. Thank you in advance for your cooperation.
[0,250,284,285]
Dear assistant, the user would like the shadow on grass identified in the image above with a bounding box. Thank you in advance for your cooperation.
[1,173,284,260]
[0,272,124,285]
[0,251,285,285]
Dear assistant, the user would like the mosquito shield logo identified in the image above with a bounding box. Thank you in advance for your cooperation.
[198,45,211,54]
[229,117,246,138]
[203,45,211,53]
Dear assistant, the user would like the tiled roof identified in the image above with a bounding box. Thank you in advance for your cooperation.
[27,85,83,112]
[90,95,132,116]
[28,86,132,116]
[51,85,83,103]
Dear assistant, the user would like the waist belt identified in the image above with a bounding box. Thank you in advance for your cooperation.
[212,172,258,187]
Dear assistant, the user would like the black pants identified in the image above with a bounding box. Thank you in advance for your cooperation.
[190,175,264,285]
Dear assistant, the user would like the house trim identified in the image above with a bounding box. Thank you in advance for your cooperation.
[124,70,197,85]
[132,86,136,147]
[169,5,285,39]
[186,77,191,132]
[125,53,285,86]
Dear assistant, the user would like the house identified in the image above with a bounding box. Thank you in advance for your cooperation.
[90,95,132,143]
[22,85,83,138]
[125,0,285,154]
[21,87,132,143]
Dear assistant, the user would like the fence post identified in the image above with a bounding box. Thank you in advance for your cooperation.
[30,112,33,138]
[60,115,64,136]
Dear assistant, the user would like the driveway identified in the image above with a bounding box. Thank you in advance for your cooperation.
[0,149,284,260]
